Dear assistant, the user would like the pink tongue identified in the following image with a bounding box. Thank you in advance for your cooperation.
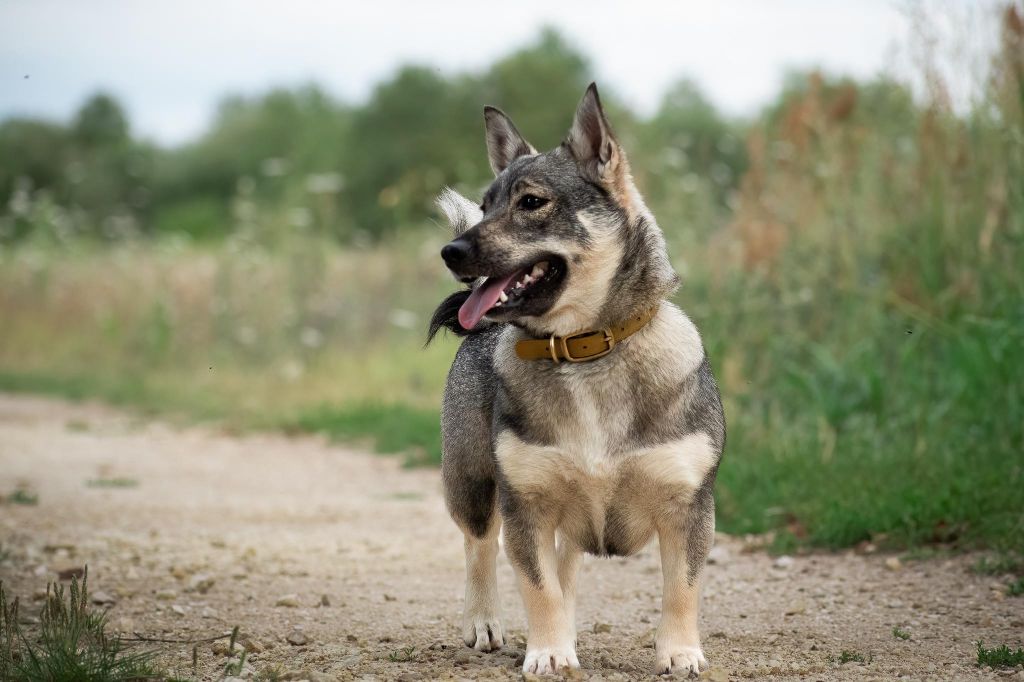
[458,273,517,330]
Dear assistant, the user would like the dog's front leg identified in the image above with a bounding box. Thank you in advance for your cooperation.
[462,516,503,651]
[556,535,584,646]
[504,517,579,674]
[655,491,714,676]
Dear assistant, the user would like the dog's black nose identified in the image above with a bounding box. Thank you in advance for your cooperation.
[441,239,471,268]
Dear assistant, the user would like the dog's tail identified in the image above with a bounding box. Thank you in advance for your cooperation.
[426,188,493,345]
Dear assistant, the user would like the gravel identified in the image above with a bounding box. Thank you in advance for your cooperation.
[0,393,1018,681]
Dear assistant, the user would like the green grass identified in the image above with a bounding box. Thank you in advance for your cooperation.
[5,489,39,506]
[892,627,911,641]
[286,402,441,466]
[1008,577,1024,597]
[386,646,418,663]
[85,478,139,489]
[976,641,1024,668]
[0,569,162,681]
[832,650,871,665]
[973,553,1024,576]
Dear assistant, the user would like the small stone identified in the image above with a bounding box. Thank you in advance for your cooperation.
[884,557,902,571]
[125,567,140,580]
[171,604,186,616]
[156,589,177,600]
[276,594,300,607]
[592,622,612,634]
[773,555,794,569]
[188,573,215,594]
[785,600,808,616]
[319,594,331,607]
[212,641,240,656]
[201,606,218,619]
[57,566,84,580]
[90,590,116,605]
[383,593,397,602]
[32,588,48,601]
[286,630,309,646]
[238,635,264,653]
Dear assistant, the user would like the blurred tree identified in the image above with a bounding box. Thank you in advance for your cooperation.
[339,66,481,237]
[150,85,350,239]
[73,93,130,148]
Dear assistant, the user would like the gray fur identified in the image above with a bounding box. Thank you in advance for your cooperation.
[433,84,726,672]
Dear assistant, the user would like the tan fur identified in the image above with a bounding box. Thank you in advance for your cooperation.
[511,522,580,674]
[462,517,503,652]
[655,526,709,675]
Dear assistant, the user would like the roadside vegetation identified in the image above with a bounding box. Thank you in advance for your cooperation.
[1,6,1021,556]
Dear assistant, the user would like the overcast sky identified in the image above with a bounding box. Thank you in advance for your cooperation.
[0,1,996,146]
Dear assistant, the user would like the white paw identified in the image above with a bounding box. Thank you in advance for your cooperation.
[463,614,503,652]
[522,644,579,675]
[655,644,706,677]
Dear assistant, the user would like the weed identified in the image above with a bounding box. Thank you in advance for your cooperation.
[832,650,871,664]
[85,478,139,489]
[1008,577,1024,597]
[387,645,417,662]
[5,489,38,506]
[0,567,161,681]
[976,641,1024,668]
[892,627,911,640]
[253,664,286,681]
[973,554,1024,576]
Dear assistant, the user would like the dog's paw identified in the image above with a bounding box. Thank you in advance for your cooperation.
[522,644,579,675]
[463,615,503,652]
[655,644,706,677]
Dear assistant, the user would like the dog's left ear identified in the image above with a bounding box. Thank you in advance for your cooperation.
[484,107,537,176]
[567,83,624,186]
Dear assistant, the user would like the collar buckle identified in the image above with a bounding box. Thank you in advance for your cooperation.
[553,328,615,363]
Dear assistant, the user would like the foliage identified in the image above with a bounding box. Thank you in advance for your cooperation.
[976,641,1024,668]
[0,570,161,681]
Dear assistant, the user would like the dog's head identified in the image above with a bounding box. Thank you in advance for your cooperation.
[439,84,678,337]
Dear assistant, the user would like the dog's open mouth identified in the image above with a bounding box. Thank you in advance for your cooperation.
[457,257,565,330]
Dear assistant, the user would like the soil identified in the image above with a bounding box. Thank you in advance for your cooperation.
[0,393,1021,681]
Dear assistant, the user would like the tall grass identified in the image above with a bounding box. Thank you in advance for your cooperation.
[0,7,1021,553]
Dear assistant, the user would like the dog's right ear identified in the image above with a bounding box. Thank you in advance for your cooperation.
[436,187,482,237]
[483,106,537,176]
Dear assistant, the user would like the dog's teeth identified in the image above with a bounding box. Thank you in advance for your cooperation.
[523,274,533,285]
[531,264,545,278]
[499,291,508,303]
[494,300,502,307]
[514,280,523,289]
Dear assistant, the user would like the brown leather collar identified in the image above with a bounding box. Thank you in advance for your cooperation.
[514,307,658,363]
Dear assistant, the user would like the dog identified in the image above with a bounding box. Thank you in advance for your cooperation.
[426,83,725,676]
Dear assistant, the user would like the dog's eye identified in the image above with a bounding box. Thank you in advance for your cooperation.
[518,194,548,211]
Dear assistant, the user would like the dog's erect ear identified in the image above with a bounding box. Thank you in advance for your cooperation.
[436,187,482,237]
[567,83,623,185]
[484,106,537,176]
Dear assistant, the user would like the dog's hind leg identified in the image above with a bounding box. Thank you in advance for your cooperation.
[460,511,503,651]
[654,484,714,676]
[556,535,583,646]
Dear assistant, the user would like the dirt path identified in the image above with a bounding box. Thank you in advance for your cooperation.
[0,394,1020,681]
